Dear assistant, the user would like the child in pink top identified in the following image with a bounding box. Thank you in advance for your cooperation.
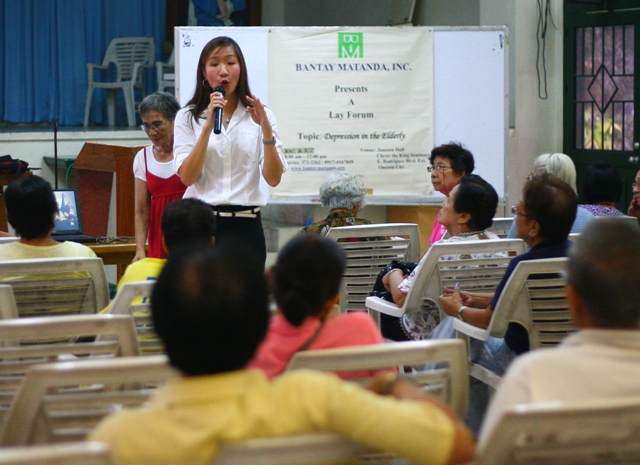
[248,235,386,379]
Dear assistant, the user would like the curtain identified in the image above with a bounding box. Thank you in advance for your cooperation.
[0,0,167,126]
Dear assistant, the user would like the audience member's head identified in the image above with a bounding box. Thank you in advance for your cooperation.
[161,199,216,253]
[152,239,269,375]
[521,173,577,243]
[273,235,345,326]
[319,171,367,211]
[451,175,498,231]
[582,161,623,205]
[429,142,475,176]
[566,218,640,329]
[139,92,181,121]
[5,176,57,240]
[532,153,577,193]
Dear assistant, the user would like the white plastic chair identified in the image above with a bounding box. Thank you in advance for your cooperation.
[0,442,113,465]
[286,339,468,418]
[156,49,175,93]
[453,257,572,388]
[0,238,18,245]
[212,433,370,465]
[84,37,155,127]
[0,355,177,446]
[0,314,139,428]
[366,239,526,322]
[0,257,109,318]
[105,281,162,354]
[488,217,514,238]
[326,223,421,315]
[476,397,640,465]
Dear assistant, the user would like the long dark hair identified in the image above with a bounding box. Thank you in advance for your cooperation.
[187,36,252,123]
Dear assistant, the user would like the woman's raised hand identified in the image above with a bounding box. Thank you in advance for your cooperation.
[205,90,227,130]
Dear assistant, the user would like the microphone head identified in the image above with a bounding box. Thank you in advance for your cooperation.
[213,86,226,97]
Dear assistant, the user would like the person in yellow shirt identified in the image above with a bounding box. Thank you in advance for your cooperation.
[90,239,475,465]
[0,175,95,261]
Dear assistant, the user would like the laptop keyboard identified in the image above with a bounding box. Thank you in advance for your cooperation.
[53,234,100,244]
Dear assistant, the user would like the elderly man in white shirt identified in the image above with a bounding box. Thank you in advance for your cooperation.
[479,217,640,446]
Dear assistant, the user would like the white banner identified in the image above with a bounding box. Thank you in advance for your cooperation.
[268,27,434,197]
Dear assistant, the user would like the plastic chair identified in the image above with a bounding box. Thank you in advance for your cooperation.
[105,281,162,354]
[476,397,640,465]
[286,339,468,417]
[84,37,155,127]
[453,257,573,388]
[156,49,175,93]
[0,257,109,318]
[211,433,370,465]
[0,238,18,245]
[0,314,139,428]
[488,217,514,238]
[0,355,177,446]
[326,223,421,316]
[366,239,526,322]
[0,442,113,465]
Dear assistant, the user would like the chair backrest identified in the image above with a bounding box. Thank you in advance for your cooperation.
[0,442,113,465]
[286,339,468,417]
[325,223,421,313]
[0,355,177,446]
[488,217,514,238]
[595,214,639,227]
[0,238,18,245]
[211,433,369,465]
[102,37,155,82]
[492,257,575,348]
[0,257,109,318]
[0,314,140,426]
[106,280,161,353]
[477,397,640,465]
[368,239,526,320]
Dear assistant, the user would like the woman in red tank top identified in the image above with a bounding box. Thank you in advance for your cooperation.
[133,93,187,261]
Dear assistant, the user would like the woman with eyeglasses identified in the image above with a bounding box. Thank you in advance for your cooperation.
[628,167,640,220]
[427,143,475,244]
[435,173,576,434]
[133,92,186,262]
[173,36,287,266]
[506,153,594,238]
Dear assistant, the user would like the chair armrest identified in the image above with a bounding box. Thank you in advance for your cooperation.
[365,296,405,318]
[87,63,108,72]
[452,318,491,341]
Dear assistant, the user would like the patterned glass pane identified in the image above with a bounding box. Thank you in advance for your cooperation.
[575,25,634,151]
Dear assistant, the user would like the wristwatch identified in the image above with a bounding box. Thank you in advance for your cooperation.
[457,306,468,322]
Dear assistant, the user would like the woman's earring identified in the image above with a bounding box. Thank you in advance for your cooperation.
[202,79,210,88]
[528,232,532,237]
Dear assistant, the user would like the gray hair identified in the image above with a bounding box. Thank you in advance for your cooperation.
[319,171,367,211]
[139,92,181,120]
[567,217,640,328]
[534,153,577,193]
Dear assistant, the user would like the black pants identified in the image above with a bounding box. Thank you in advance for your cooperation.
[212,206,266,267]
[380,313,412,341]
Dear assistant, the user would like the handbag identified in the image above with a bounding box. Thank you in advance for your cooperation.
[369,260,418,303]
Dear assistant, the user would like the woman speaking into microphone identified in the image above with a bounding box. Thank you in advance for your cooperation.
[173,36,287,263]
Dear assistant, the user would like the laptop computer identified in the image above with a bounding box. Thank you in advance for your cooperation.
[52,189,100,243]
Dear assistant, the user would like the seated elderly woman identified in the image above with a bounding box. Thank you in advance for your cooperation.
[298,171,371,236]
[248,234,385,379]
[434,173,577,433]
[0,176,96,260]
[579,161,625,216]
[381,174,500,341]
[507,153,593,238]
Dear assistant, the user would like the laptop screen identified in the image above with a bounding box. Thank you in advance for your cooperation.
[53,190,83,234]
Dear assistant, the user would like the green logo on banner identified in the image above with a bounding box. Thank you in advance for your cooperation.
[338,32,363,58]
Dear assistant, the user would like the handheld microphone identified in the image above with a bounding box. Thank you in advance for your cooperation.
[213,86,226,135]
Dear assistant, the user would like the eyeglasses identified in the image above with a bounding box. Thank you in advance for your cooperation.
[512,204,530,218]
[633,182,639,189]
[140,120,170,132]
[427,165,453,173]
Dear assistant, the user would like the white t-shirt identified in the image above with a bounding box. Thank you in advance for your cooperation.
[479,329,640,447]
[133,146,177,182]
[173,103,288,206]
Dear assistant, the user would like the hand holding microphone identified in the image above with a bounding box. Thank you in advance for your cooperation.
[212,86,226,135]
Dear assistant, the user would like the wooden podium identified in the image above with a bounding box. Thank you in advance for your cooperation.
[74,142,146,237]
